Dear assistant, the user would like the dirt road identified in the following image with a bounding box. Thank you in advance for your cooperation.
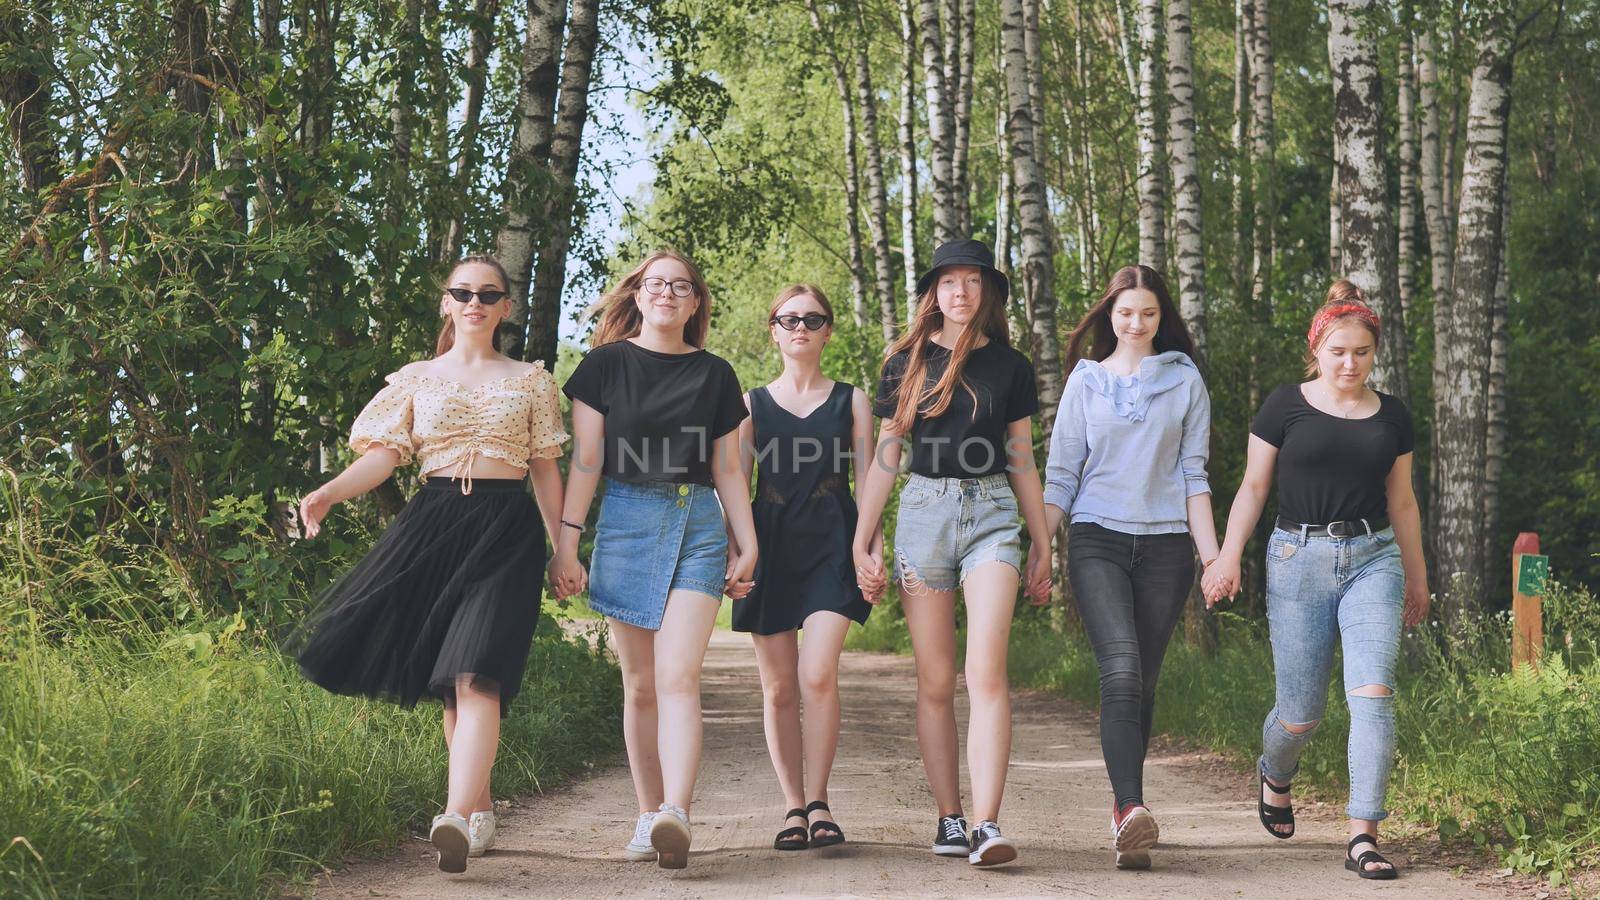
[308,630,1509,899]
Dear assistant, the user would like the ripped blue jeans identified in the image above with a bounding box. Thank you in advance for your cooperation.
[892,474,1023,594]
[1259,525,1404,821]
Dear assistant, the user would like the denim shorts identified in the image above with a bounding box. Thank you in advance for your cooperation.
[892,473,1024,594]
[589,478,728,630]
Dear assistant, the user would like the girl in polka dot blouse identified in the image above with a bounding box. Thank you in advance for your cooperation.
[291,255,568,873]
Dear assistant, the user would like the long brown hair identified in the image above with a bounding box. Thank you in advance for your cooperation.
[1063,265,1196,371]
[434,254,513,357]
[1304,279,1381,377]
[767,283,835,322]
[589,250,712,348]
[883,267,1010,436]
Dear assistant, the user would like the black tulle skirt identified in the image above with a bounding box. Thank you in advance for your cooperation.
[289,477,545,717]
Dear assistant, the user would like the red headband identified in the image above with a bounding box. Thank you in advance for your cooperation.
[1307,303,1381,350]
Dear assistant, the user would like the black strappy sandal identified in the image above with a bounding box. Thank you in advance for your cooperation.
[774,807,810,851]
[1345,833,1398,879]
[806,800,845,849]
[1257,771,1295,839]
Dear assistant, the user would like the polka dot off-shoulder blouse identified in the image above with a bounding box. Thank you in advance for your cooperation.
[348,364,569,494]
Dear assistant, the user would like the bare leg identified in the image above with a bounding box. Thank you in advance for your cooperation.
[444,677,501,817]
[798,611,853,838]
[901,587,962,816]
[609,618,664,814]
[654,589,721,812]
[752,629,806,830]
[442,702,493,812]
[962,561,1019,823]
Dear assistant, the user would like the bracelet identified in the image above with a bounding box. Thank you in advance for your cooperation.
[560,519,585,533]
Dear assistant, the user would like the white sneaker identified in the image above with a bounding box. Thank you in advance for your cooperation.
[625,812,657,861]
[650,802,692,870]
[1112,805,1159,870]
[429,813,470,873]
[468,810,496,857]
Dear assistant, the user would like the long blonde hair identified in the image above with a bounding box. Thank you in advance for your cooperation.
[435,254,513,356]
[883,270,1010,436]
[590,250,712,348]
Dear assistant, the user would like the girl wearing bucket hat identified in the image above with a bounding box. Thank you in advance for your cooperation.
[853,239,1054,867]
[1203,280,1430,880]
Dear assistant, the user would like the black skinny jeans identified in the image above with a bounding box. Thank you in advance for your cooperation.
[1067,522,1195,809]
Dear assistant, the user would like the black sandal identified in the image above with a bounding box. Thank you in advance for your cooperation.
[806,800,845,848]
[1345,833,1398,879]
[1257,771,1295,839]
[774,807,810,851]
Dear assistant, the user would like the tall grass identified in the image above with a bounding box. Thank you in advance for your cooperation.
[1,471,624,897]
[850,582,1600,889]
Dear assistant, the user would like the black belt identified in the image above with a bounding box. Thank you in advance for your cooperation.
[1275,515,1389,538]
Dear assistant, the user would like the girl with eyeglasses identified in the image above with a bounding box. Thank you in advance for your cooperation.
[293,255,569,873]
[731,284,880,854]
[551,250,758,869]
[853,239,1054,867]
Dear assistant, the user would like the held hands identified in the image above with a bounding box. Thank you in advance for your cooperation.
[724,550,757,600]
[549,548,587,600]
[1201,555,1241,609]
[1023,542,1053,606]
[853,541,888,605]
[297,487,336,539]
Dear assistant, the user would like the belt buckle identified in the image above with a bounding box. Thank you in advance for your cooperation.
[1328,520,1351,538]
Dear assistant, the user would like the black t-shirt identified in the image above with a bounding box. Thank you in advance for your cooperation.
[1250,383,1415,524]
[872,339,1040,477]
[562,340,748,485]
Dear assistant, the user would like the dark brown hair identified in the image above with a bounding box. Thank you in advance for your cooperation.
[590,250,712,348]
[882,266,1010,436]
[435,254,513,357]
[1063,265,1196,371]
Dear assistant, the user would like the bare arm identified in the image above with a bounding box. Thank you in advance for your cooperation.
[1385,453,1430,627]
[299,449,401,538]
[850,388,885,557]
[728,392,756,554]
[853,422,901,554]
[1203,435,1277,600]
[713,426,759,596]
[1006,417,1054,603]
[550,399,604,597]
[528,457,564,547]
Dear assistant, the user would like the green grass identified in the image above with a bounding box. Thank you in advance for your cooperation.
[848,589,1600,891]
[0,614,622,898]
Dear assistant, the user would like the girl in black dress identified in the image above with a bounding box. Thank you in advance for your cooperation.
[733,284,881,852]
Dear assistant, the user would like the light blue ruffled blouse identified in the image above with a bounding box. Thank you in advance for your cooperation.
[1042,350,1211,535]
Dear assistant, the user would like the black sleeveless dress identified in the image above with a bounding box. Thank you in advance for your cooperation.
[733,381,872,635]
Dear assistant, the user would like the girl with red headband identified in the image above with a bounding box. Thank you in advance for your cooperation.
[1203,280,1430,880]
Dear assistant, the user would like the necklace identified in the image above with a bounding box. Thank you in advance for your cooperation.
[1320,383,1367,418]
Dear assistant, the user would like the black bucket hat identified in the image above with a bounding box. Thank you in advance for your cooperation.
[915,238,1010,302]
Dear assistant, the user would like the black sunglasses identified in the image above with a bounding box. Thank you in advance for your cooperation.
[446,287,508,305]
[771,313,831,332]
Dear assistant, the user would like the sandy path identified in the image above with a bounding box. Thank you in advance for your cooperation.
[305,630,1508,899]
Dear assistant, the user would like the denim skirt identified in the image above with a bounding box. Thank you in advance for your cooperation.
[589,477,728,630]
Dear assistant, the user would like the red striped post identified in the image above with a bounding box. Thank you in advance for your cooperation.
[1511,532,1547,670]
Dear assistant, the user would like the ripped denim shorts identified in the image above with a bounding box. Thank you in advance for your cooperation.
[892,473,1024,594]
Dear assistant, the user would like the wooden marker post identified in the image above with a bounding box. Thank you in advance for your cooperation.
[1511,532,1548,670]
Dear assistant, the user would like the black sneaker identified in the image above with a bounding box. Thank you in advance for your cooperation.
[968,820,1017,867]
[931,814,970,857]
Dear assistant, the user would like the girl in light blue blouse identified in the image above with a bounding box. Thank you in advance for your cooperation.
[1042,265,1220,871]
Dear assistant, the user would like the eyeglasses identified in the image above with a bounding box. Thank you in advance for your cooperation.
[642,277,695,298]
[771,313,831,332]
[446,287,508,305]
